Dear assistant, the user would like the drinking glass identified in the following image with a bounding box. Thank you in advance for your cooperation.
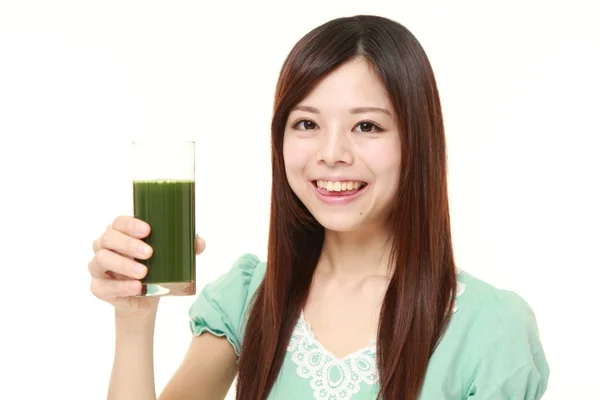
[131,140,196,296]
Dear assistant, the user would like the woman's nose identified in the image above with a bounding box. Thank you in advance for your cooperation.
[317,128,354,167]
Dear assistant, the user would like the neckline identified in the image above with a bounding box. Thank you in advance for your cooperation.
[298,311,377,362]
[295,271,466,362]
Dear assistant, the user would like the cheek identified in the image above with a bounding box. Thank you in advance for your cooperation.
[283,136,314,173]
[366,142,402,193]
[283,137,306,185]
[365,139,401,173]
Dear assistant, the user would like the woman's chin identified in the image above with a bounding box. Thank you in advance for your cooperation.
[313,214,366,233]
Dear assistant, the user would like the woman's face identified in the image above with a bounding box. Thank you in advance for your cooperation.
[283,57,402,233]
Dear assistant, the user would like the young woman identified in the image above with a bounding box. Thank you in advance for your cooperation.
[88,15,549,400]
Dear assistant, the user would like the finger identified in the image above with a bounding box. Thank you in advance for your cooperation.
[111,271,135,280]
[111,216,151,238]
[90,277,141,301]
[89,249,147,279]
[93,218,147,253]
[101,270,137,281]
[195,235,206,255]
[99,228,153,260]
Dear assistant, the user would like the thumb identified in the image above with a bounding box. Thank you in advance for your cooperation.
[195,234,206,255]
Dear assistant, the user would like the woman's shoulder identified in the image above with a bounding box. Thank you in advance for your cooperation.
[213,252,266,296]
[194,253,266,306]
[439,270,550,398]
[187,253,266,355]
[455,270,539,328]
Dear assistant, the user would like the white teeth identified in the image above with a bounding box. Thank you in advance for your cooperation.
[315,180,365,192]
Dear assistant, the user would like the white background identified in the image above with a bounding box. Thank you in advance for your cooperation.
[1,1,598,399]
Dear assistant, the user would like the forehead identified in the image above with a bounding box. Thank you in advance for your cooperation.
[300,57,392,110]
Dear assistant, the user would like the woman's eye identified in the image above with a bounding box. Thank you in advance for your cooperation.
[354,121,382,133]
[293,120,318,130]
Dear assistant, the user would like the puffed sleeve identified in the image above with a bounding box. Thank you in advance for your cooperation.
[466,291,550,399]
[188,253,261,356]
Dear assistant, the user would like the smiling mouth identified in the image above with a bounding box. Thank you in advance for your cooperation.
[312,180,368,196]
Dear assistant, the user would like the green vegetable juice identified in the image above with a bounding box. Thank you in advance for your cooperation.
[133,179,195,294]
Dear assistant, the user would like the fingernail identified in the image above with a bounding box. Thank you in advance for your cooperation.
[135,264,147,278]
[137,223,149,236]
[138,244,151,256]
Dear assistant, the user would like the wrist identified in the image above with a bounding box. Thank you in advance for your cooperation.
[115,308,157,334]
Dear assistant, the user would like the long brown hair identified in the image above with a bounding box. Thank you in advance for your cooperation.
[236,15,457,400]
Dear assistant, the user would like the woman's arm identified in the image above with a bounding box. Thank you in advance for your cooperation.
[159,333,237,400]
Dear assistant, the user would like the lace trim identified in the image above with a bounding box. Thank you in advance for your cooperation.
[287,313,378,399]
[286,274,466,399]
[452,281,466,313]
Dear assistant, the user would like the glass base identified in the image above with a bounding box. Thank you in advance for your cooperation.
[137,281,196,297]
